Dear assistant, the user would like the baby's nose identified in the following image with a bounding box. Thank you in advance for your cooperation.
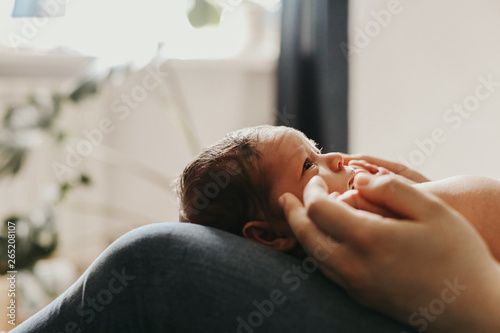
[325,153,344,172]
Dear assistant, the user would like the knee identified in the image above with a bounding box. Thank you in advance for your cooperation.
[114,222,220,252]
[103,222,234,267]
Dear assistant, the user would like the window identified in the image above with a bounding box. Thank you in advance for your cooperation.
[0,0,281,66]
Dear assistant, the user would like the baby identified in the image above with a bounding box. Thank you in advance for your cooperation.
[178,125,500,260]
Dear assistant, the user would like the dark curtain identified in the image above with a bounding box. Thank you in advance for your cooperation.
[277,0,349,153]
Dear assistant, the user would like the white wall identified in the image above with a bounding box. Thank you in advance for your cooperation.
[349,0,500,180]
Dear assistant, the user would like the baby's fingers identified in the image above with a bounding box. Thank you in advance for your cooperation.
[348,160,379,174]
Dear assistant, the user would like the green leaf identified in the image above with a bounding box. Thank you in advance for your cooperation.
[80,173,91,186]
[187,0,222,28]
[68,79,98,103]
[54,130,67,143]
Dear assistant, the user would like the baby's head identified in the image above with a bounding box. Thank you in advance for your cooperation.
[178,125,357,254]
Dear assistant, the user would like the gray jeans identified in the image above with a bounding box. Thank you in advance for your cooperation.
[12,222,416,332]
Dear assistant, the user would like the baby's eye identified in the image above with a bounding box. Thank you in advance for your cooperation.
[302,160,314,173]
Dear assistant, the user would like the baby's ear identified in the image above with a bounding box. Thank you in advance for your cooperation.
[242,221,297,252]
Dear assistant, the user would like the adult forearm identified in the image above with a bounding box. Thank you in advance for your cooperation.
[415,176,500,262]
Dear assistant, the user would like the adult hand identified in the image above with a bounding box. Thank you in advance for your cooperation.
[279,174,500,333]
[341,153,430,183]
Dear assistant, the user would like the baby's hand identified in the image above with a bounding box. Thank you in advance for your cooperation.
[341,154,430,183]
[346,159,379,174]
[348,159,416,185]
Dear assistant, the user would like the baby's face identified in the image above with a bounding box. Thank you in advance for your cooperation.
[261,128,362,205]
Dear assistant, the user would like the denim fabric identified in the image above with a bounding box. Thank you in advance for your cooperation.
[12,222,416,333]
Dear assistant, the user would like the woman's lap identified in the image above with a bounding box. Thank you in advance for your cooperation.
[12,222,415,333]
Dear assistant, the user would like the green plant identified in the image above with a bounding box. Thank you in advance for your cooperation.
[187,0,224,28]
[0,73,102,274]
[0,61,196,274]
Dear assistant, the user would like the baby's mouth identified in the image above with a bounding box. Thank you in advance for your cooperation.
[348,172,355,190]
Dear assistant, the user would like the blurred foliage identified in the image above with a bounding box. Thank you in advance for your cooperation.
[187,0,223,28]
[186,0,274,28]
[0,173,91,274]
[0,60,179,275]
[0,75,102,178]
[0,69,107,274]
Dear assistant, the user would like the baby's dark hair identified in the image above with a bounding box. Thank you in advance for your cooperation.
[177,125,283,236]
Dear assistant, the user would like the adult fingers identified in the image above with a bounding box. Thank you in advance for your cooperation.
[354,173,445,221]
[279,191,310,241]
[337,190,397,218]
[301,176,379,241]
[279,190,341,248]
[279,191,347,287]
[346,154,405,173]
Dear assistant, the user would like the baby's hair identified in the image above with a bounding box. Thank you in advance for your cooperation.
[177,125,283,236]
